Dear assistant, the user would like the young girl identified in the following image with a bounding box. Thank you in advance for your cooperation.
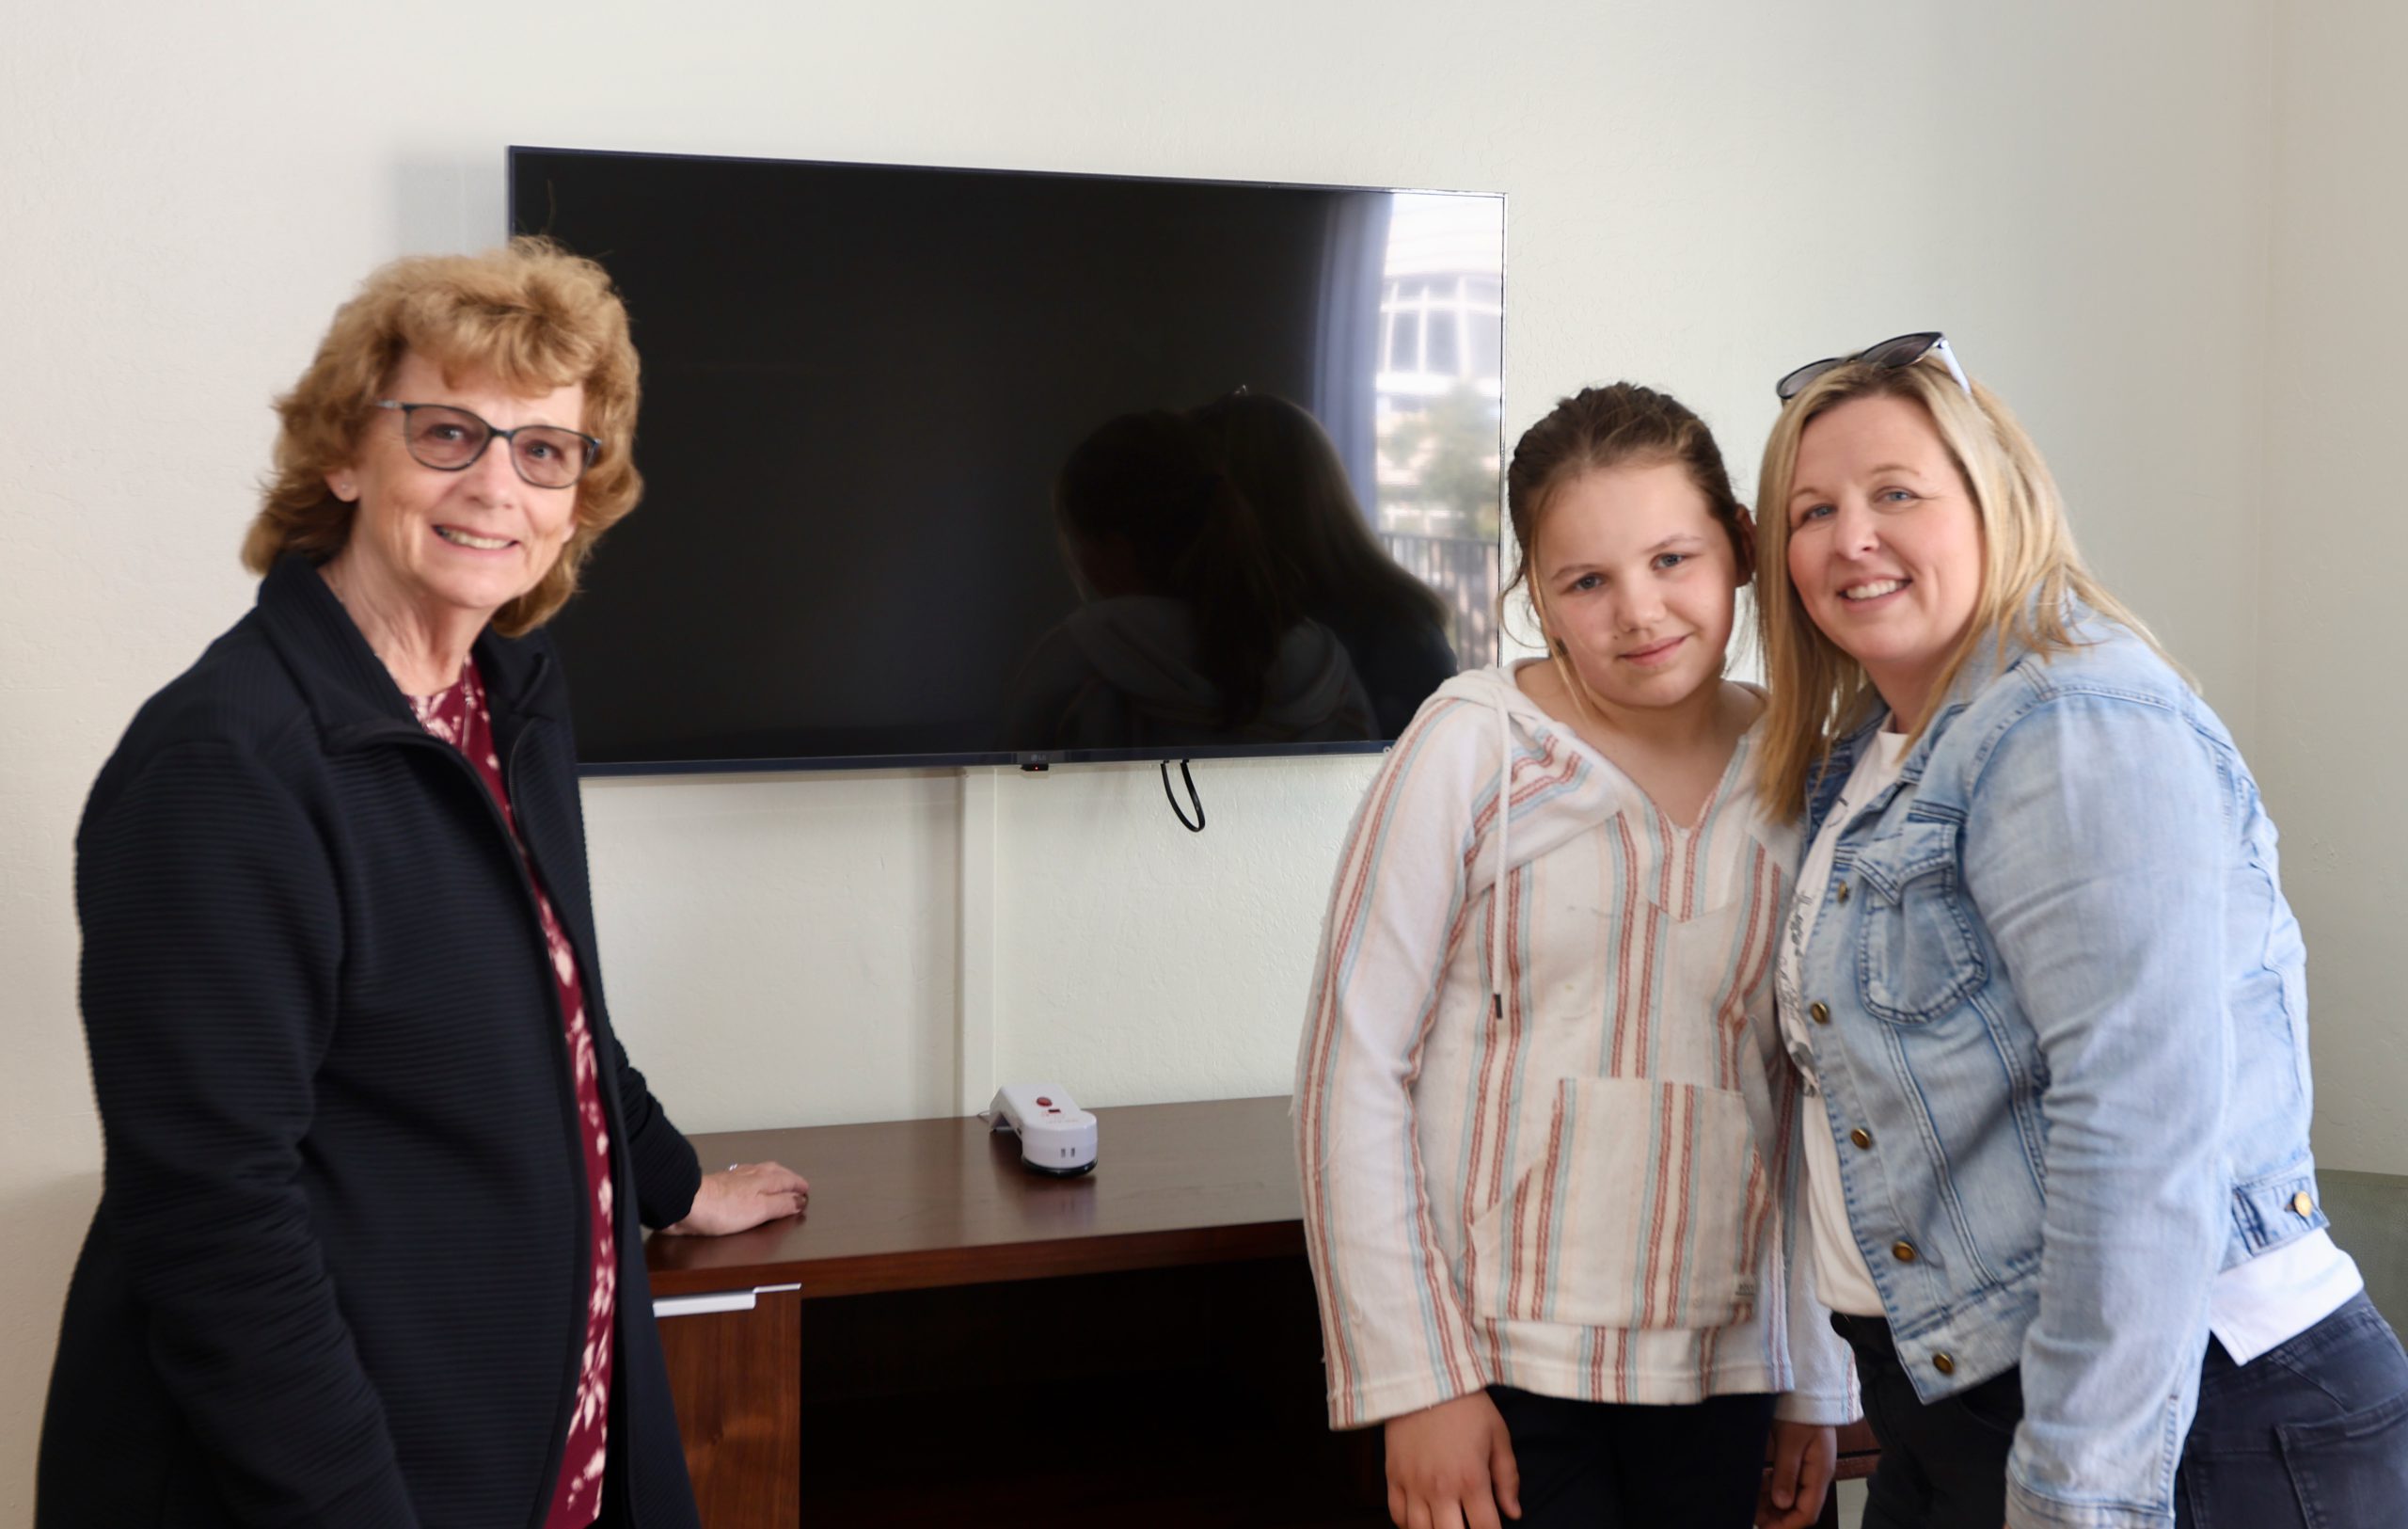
[1296,384,1854,1529]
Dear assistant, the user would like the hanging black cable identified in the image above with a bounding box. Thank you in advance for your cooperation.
[1160,757,1205,832]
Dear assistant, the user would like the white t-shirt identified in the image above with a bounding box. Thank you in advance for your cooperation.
[1778,723,2365,1353]
[1778,728,1909,1315]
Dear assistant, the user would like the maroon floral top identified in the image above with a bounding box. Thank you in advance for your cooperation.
[413,662,613,1528]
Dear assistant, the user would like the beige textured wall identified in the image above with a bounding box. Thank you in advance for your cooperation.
[2258,0,2408,1175]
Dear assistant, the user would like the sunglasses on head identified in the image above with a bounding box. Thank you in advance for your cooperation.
[1776,331,1973,402]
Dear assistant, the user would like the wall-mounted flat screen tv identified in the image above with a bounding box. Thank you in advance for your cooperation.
[508,146,1505,772]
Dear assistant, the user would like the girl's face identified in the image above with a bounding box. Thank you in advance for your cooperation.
[1531,459,1749,716]
[1783,393,1986,727]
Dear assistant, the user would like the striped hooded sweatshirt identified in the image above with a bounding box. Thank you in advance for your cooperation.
[1294,664,1856,1429]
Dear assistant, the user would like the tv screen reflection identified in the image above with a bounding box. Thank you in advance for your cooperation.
[511,148,1504,770]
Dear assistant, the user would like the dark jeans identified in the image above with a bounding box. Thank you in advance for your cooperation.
[1831,1313,2020,1529]
[1835,1291,2408,1529]
[2178,1291,2408,1528]
[1483,1385,1775,1529]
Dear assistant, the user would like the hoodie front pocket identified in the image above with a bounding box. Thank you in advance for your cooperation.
[1465,1075,1770,1332]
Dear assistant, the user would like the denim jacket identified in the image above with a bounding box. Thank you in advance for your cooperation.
[1788,612,2323,1529]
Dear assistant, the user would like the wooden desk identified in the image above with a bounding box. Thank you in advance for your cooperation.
[646,1096,1873,1527]
[650,1095,1306,1301]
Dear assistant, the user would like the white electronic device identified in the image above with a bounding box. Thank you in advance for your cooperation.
[986,1084,1098,1176]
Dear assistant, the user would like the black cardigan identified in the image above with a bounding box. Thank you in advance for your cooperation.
[38,558,705,1529]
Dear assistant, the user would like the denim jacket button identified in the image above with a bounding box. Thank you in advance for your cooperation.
[1891,1240,1918,1263]
[1810,1001,1830,1025]
[1836,882,1851,904]
[1850,1127,1873,1150]
[2292,1191,2315,1217]
[1932,1352,1956,1376]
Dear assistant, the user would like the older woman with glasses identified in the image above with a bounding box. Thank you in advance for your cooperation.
[1753,333,2408,1528]
[37,238,807,1529]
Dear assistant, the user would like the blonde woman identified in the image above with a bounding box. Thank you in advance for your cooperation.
[1754,332,2408,1528]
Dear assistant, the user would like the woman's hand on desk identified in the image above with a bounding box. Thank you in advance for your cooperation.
[1384,1391,1521,1529]
[657,1160,811,1235]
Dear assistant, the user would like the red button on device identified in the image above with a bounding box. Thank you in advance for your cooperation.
[1035,1097,1052,1107]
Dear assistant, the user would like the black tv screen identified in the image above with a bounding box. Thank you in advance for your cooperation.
[508,147,1504,772]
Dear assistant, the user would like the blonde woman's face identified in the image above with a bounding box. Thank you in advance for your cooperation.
[1784,393,1984,727]
[1532,459,1746,715]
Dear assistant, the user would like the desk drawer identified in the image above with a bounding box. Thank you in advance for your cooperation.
[655,1284,802,1529]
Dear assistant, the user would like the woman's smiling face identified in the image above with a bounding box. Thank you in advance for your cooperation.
[1784,392,1986,727]
[327,348,587,632]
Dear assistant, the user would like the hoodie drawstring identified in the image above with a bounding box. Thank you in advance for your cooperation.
[1491,697,1511,1020]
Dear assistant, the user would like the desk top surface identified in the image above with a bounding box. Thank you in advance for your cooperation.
[644,1094,1304,1298]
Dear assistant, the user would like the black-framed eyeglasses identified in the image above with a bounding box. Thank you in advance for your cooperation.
[1775,331,1973,403]
[374,400,600,489]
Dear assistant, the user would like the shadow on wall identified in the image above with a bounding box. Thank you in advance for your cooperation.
[393,156,509,254]
[8,1170,103,1266]
[5,1170,103,1372]
[2321,1171,2408,1328]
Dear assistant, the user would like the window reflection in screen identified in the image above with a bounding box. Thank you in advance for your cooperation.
[1375,195,1504,672]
